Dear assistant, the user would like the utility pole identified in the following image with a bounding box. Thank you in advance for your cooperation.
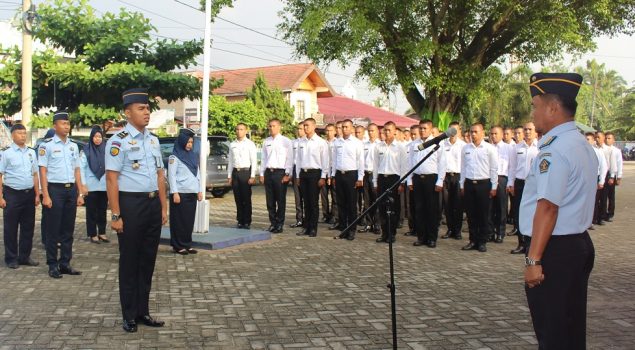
[21,0,34,143]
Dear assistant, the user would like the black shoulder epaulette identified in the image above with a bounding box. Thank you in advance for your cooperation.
[117,130,129,139]
[150,132,158,137]
[0,146,8,151]
[43,138,53,143]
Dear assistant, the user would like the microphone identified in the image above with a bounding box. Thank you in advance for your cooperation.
[417,127,458,151]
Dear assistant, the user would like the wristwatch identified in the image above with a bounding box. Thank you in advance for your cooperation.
[525,256,542,267]
[111,213,121,221]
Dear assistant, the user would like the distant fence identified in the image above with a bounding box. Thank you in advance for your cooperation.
[615,141,635,161]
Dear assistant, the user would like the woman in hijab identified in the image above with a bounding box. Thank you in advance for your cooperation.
[168,128,203,255]
[79,126,109,244]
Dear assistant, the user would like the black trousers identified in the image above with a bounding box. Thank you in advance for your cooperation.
[169,193,197,250]
[408,186,416,231]
[320,177,337,221]
[43,184,77,268]
[335,171,358,229]
[377,175,401,239]
[489,175,508,236]
[231,169,253,225]
[264,169,287,227]
[40,203,47,245]
[292,167,304,223]
[85,191,107,237]
[118,192,162,321]
[413,174,440,243]
[606,179,616,219]
[443,173,462,235]
[3,187,35,265]
[525,232,595,350]
[598,174,610,222]
[299,169,321,232]
[512,179,526,233]
[464,179,491,245]
[361,171,378,229]
[593,185,603,224]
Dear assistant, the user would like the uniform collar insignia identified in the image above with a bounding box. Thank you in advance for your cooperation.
[539,136,557,149]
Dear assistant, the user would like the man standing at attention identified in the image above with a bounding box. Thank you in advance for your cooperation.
[227,123,258,229]
[522,73,596,349]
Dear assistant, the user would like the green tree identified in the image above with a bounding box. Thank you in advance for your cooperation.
[0,0,221,126]
[279,0,635,123]
[610,88,635,140]
[575,59,627,130]
[207,95,268,143]
[245,73,296,137]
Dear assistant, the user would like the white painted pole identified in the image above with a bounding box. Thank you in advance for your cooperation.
[21,0,33,143]
[194,0,213,233]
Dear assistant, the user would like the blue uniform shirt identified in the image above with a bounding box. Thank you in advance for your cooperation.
[37,134,79,183]
[519,121,597,236]
[79,152,106,192]
[105,124,163,192]
[167,156,200,194]
[0,143,38,190]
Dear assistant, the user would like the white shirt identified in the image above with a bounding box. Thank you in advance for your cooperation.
[608,145,622,178]
[493,140,514,177]
[520,121,597,236]
[408,136,444,187]
[593,146,608,185]
[331,136,365,181]
[227,137,258,178]
[296,133,330,178]
[598,144,617,177]
[326,138,336,176]
[509,139,539,184]
[363,139,380,172]
[460,141,498,190]
[260,134,293,176]
[372,141,408,187]
[439,138,466,174]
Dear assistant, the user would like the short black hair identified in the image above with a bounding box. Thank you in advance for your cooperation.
[542,93,578,117]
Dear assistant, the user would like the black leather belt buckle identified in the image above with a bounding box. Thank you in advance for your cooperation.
[64,183,72,188]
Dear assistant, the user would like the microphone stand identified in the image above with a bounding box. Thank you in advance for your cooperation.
[339,143,442,350]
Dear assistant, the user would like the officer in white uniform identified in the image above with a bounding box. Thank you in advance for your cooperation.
[521,73,596,349]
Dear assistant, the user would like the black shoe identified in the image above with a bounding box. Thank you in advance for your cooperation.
[242,224,251,230]
[345,235,355,241]
[326,217,336,225]
[338,231,349,239]
[122,319,137,333]
[290,221,303,228]
[137,315,165,327]
[597,221,605,226]
[606,218,613,222]
[59,266,82,275]
[510,246,525,254]
[308,230,317,237]
[376,236,387,243]
[454,234,463,240]
[18,258,39,267]
[507,228,518,236]
[461,242,476,251]
[6,262,18,269]
[296,229,308,236]
[494,235,504,244]
[187,248,198,254]
[413,241,426,247]
[328,224,343,230]
[90,237,100,244]
[97,235,110,243]
[267,225,276,232]
[404,231,415,236]
[387,236,396,243]
[357,225,370,233]
[174,248,189,255]
[48,268,62,279]
[236,223,244,229]
[271,226,283,234]
[477,244,487,252]
[428,241,437,248]
[441,231,452,239]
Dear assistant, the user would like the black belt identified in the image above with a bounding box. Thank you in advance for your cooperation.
[524,231,587,244]
[336,170,357,175]
[379,174,399,178]
[302,168,321,173]
[364,171,373,175]
[515,178,525,183]
[266,168,284,172]
[466,178,489,184]
[446,172,459,177]
[414,173,436,178]
[233,167,250,172]
[498,175,508,178]
[49,183,75,189]
[4,186,34,193]
[120,191,158,199]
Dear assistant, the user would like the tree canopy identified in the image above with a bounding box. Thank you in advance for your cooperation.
[0,0,221,127]
[279,0,635,124]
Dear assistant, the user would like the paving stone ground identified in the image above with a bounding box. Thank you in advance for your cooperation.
[0,164,634,349]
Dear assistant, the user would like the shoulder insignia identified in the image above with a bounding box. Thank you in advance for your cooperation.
[43,138,52,143]
[110,147,120,157]
[116,131,129,139]
[169,158,175,164]
[539,158,551,173]
[539,152,551,158]
[0,146,8,151]
[39,148,46,156]
[539,136,557,149]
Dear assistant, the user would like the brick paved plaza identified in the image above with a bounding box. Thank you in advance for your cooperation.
[0,164,634,349]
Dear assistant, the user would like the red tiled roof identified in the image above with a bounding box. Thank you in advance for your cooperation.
[318,96,418,128]
[190,63,334,97]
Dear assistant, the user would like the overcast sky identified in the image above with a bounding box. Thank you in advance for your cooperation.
[1,0,634,114]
